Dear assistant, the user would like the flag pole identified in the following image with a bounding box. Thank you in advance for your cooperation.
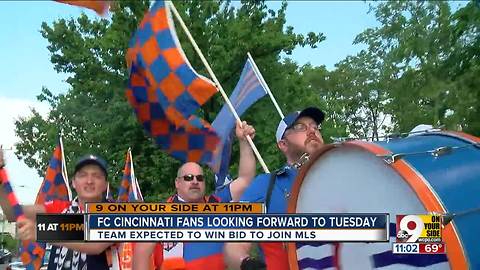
[106,183,111,200]
[247,52,285,119]
[127,148,139,200]
[131,150,144,201]
[59,135,72,201]
[167,1,270,173]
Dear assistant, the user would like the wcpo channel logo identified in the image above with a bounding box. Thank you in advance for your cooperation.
[396,215,442,243]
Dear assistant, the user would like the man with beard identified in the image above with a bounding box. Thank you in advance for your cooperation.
[224,107,326,270]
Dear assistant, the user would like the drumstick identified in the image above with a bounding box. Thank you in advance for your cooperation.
[442,207,480,225]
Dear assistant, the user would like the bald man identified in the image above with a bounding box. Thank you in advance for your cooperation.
[133,121,257,270]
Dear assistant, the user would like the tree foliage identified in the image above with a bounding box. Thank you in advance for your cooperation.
[353,1,480,134]
[15,0,325,200]
[305,0,479,141]
[15,0,479,201]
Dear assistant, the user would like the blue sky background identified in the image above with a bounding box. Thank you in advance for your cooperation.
[1,1,379,100]
[0,1,464,203]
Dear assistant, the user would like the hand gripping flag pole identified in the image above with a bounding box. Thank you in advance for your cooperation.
[23,136,72,269]
[210,57,271,187]
[167,1,270,173]
[0,168,44,270]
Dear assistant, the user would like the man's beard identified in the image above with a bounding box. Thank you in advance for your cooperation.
[285,134,324,164]
[304,133,323,154]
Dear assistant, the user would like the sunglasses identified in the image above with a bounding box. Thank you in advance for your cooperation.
[178,174,205,182]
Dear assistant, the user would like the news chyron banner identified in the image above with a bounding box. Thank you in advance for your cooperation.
[36,203,389,242]
[393,214,446,255]
[37,214,84,241]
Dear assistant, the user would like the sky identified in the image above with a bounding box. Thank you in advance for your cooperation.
[0,1,381,204]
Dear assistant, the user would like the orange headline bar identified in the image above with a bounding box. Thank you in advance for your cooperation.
[86,203,264,214]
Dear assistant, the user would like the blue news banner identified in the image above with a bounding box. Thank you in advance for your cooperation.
[85,214,389,242]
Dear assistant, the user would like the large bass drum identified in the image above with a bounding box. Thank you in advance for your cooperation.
[288,131,480,270]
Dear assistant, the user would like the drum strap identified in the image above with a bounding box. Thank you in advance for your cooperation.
[265,170,279,212]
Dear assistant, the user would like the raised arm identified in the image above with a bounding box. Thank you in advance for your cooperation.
[0,148,45,221]
[229,121,256,202]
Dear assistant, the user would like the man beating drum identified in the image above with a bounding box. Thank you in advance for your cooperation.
[224,107,326,270]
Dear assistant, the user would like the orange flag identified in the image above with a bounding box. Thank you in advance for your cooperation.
[55,0,110,15]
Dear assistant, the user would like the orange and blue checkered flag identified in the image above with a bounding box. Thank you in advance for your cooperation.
[117,149,143,270]
[21,137,71,269]
[35,137,71,204]
[125,0,220,165]
[117,148,142,203]
[0,168,44,270]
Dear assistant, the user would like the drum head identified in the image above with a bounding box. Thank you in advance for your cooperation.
[288,144,452,269]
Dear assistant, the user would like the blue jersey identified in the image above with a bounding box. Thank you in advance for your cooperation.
[239,165,297,270]
[240,165,297,213]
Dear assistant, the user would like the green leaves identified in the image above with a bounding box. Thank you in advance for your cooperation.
[305,1,480,140]
[15,0,325,200]
[18,0,478,201]
[347,1,480,134]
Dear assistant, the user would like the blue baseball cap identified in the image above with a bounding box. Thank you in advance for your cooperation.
[74,154,108,176]
[275,107,325,142]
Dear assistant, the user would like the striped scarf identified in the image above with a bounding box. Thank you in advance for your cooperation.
[49,198,87,270]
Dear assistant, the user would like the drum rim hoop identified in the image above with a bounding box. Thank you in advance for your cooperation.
[286,137,471,270]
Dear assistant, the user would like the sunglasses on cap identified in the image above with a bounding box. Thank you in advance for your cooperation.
[177,174,205,182]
